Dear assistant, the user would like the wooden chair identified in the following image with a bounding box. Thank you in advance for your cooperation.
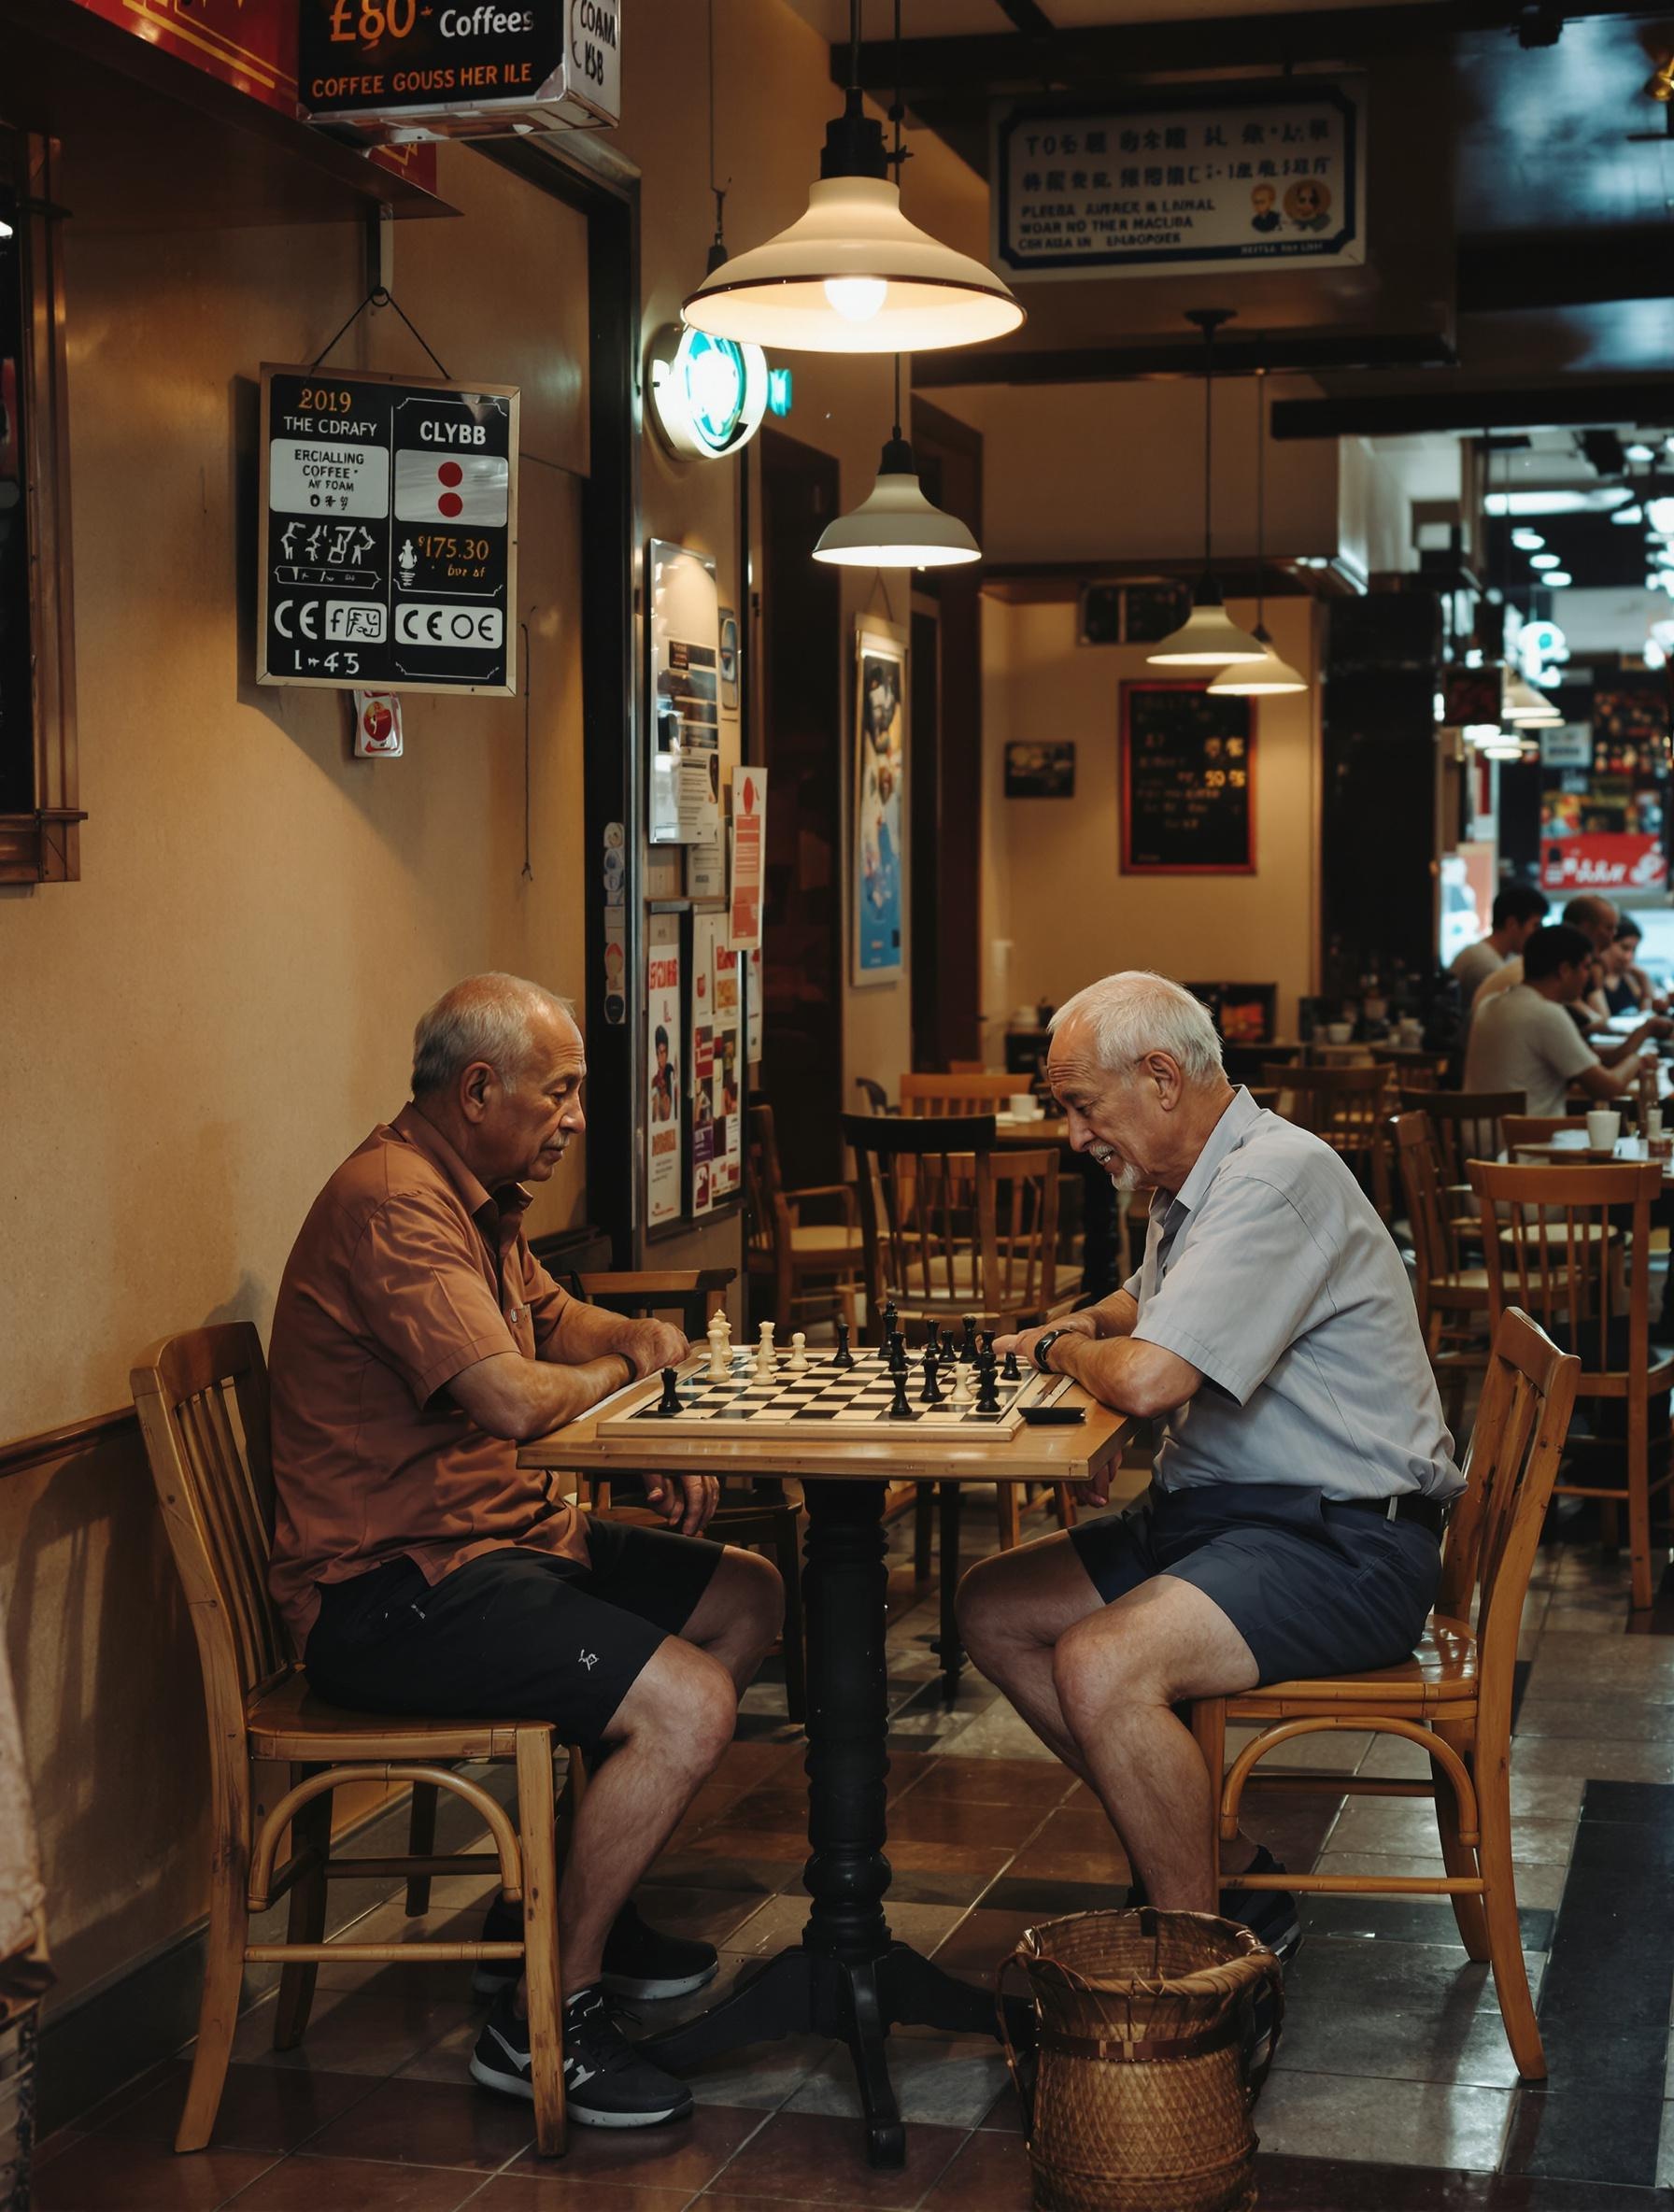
[1502,1115,1587,1152]
[1394,1113,1492,1419]
[1381,1046,1451,1090]
[899,1071,1022,1118]
[1191,1307,1580,2079]
[745,1102,864,1340]
[1401,1090,1521,1193]
[1264,1061,1395,1217]
[131,1326,569,2157]
[854,1075,895,1115]
[1468,1157,1674,1611]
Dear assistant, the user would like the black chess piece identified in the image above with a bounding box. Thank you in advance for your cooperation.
[833,1319,855,1369]
[960,1315,979,1363]
[926,1320,943,1365]
[1001,1347,1022,1382]
[920,1349,944,1405]
[981,1330,997,1362]
[975,1357,1000,1414]
[657,1366,682,1415]
[883,1300,899,1341]
[887,1330,907,1375]
[889,1368,913,1419]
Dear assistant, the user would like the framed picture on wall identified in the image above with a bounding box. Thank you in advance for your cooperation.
[1005,742,1075,798]
[1119,681,1256,875]
[852,622,907,986]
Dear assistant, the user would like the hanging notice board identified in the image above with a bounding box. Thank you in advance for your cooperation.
[257,364,518,695]
[1120,682,1256,875]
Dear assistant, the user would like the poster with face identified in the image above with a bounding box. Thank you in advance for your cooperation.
[853,625,906,985]
[690,912,743,1211]
[645,914,682,1228]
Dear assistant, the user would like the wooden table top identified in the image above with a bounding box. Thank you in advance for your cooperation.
[1512,1139,1674,1181]
[518,1372,1130,1486]
[993,1113,1071,1147]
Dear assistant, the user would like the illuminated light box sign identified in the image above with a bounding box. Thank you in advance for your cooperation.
[1540,832,1667,895]
[298,0,620,139]
[257,363,518,695]
[992,79,1364,281]
[649,326,768,461]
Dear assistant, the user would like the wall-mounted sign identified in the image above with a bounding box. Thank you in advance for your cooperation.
[648,327,768,461]
[1540,832,1667,895]
[992,80,1363,282]
[298,0,620,139]
[647,538,720,845]
[352,688,404,756]
[258,364,518,695]
[645,913,683,1230]
[1120,682,1256,875]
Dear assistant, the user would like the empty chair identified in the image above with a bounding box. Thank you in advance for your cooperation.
[899,1071,1024,1118]
[745,1102,864,1340]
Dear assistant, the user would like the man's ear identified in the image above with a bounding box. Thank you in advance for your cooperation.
[459,1060,497,1124]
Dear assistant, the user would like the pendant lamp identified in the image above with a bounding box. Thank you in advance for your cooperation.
[1211,369,1309,698]
[1503,674,1561,726]
[814,356,979,568]
[1148,310,1268,668]
[682,0,1022,355]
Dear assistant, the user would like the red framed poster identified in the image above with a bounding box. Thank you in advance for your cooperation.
[1120,681,1256,875]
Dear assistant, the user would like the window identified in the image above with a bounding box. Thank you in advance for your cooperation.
[0,130,79,885]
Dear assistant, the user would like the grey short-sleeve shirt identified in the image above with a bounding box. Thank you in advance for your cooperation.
[1128,1089,1463,1503]
[1462,983,1599,1116]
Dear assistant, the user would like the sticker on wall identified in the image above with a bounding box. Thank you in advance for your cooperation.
[352,689,404,758]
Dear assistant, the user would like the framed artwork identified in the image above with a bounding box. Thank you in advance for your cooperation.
[852,622,907,986]
[1120,681,1256,875]
[1005,741,1075,798]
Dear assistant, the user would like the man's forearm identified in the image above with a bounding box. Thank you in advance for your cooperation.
[449,1348,634,1442]
[1081,1289,1141,1340]
[543,1297,646,1371]
[1052,1329,1199,1420]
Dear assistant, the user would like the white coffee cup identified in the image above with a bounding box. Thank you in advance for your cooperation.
[1399,1018,1425,1046]
[1586,1109,1622,1155]
[1008,1094,1041,1120]
[1326,1021,1354,1044]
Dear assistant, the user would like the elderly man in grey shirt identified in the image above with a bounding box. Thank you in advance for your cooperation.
[963,971,1463,1957]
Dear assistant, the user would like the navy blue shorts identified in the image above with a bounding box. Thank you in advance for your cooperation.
[1069,1481,1441,1686]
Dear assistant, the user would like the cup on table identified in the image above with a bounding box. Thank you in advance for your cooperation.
[1398,1018,1425,1046]
[1007,1093,1042,1121]
[1586,1108,1622,1156]
[1326,1021,1354,1044]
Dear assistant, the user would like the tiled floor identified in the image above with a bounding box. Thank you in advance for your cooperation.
[32,1495,1674,2211]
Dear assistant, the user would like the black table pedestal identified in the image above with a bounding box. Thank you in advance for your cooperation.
[643,1476,1022,2167]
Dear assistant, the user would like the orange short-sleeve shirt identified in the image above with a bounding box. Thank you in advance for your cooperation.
[267,1104,580,1648]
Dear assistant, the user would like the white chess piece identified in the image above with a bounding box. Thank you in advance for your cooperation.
[788,1330,809,1373]
[951,1362,975,1408]
[755,1319,776,1378]
[707,1312,731,1382]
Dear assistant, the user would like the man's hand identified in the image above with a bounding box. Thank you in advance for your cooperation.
[1071,1464,1116,1510]
[621,1318,690,1379]
[992,1313,1099,1365]
[643,1471,720,1536]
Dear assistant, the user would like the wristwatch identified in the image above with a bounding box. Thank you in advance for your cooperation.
[1033,1328,1071,1374]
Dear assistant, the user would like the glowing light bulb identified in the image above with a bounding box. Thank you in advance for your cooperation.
[823,276,887,323]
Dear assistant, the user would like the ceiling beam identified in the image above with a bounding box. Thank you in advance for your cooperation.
[1270,380,1674,437]
[833,3,1670,96]
[1457,229,1674,312]
[914,331,1455,390]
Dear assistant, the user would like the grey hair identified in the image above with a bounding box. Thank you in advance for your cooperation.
[1048,971,1225,1085]
[411,972,576,1097]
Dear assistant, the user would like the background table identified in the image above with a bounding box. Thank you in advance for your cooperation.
[519,1379,1129,2167]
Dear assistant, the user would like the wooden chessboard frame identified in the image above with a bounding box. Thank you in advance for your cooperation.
[595,1350,1065,1443]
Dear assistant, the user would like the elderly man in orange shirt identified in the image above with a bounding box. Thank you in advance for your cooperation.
[267,972,783,2131]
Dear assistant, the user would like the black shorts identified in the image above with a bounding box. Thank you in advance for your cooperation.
[303,1520,723,1746]
[1070,1481,1441,1686]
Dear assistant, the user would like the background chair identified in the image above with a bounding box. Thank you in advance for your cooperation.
[131,1325,569,2157]
[854,1075,895,1115]
[1394,1112,1492,1426]
[899,1071,1024,1118]
[1265,1060,1395,1216]
[1469,1156,1673,1610]
[1191,1307,1580,2080]
[1402,1089,1521,1194]
[745,1101,863,1341]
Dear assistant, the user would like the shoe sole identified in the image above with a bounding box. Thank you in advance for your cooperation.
[469,2051,692,2126]
[474,1962,720,2002]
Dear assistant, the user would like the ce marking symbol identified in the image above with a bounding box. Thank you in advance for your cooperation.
[272,599,320,640]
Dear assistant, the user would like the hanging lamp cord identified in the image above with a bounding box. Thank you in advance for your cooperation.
[1255,367,1267,630]
[708,0,728,254]
[1202,318,1214,573]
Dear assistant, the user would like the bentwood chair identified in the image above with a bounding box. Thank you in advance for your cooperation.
[1265,1061,1394,1217]
[131,1326,570,2156]
[1401,1090,1522,1193]
[1469,1157,1674,1612]
[1191,1307,1580,2079]
[745,1103,864,1341]
[899,1071,1023,1118]
[1394,1113,1492,1428]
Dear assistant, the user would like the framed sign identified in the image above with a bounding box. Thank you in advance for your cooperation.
[853,623,907,986]
[257,364,518,695]
[1120,682,1255,875]
[647,538,721,848]
[645,914,683,1231]
[992,79,1364,283]
[1005,742,1075,798]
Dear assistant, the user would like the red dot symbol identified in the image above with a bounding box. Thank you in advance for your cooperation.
[438,461,463,486]
[438,492,463,517]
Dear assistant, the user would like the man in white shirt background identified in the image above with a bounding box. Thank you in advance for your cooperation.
[1470,894,1616,1023]
[1464,922,1665,1114]
[1451,883,1549,1012]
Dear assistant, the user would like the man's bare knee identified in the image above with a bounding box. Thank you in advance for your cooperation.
[616,1641,737,1770]
[730,1545,786,1646]
[1052,1613,1149,1733]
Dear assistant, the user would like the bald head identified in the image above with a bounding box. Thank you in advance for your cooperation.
[1562,896,1618,953]
[410,973,585,1187]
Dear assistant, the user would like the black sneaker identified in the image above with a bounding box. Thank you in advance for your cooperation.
[472,1893,719,2002]
[469,1982,694,2128]
[1219,1845,1301,1961]
[1242,1955,1284,2088]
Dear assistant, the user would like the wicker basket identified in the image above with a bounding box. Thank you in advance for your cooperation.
[996,1907,1283,2212]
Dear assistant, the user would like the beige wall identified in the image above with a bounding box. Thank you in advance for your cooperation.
[982,594,1321,1040]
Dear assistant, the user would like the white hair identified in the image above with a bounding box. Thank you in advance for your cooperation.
[411,972,575,1097]
[1048,971,1225,1085]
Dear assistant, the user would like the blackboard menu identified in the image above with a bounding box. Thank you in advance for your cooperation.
[257,364,518,697]
[1120,682,1256,874]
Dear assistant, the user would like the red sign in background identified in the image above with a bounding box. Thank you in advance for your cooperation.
[1540,833,1668,894]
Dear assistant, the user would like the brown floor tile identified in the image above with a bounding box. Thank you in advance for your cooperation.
[86,2060,376,2154]
[871,1839,1014,1883]
[903,1758,1076,1808]
[32,2134,278,2210]
[232,1990,478,2077]
[918,2126,1036,2210]
[703,2110,966,2207]
[504,2104,764,2192]
[1000,1846,1129,1888]
[675,1826,811,1868]
[927,1908,1037,1981]
[714,1743,805,1788]
[878,1794,1042,1849]
[722,1789,814,1835]
[472,2174,706,2209]
[305,2077,534,2171]
[222,2150,488,2210]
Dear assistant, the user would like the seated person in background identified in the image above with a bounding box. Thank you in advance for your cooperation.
[1465,923,1665,1114]
[267,972,783,2130]
[1599,920,1664,1018]
[1472,893,1616,1028]
[959,972,1462,1997]
[1451,882,1549,1035]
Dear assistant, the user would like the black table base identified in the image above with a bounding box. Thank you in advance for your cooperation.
[643,1476,1029,2167]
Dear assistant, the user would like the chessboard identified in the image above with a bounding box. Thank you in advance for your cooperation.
[595,1350,1066,1442]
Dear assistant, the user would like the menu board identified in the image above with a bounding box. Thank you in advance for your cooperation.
[1120,683,1256,875]
[258,364,518,696]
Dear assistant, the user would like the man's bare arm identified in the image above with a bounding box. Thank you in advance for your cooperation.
[542,1296,687,1379]
[1051,1330,1203,1421]
[447,1350,634,1442]
[994,1289,1141,1368]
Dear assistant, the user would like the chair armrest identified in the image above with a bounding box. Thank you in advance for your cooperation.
[575,1269,736,1297]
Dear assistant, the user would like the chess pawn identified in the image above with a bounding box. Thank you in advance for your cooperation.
[787,1330,809,1373]
[950,1361,975,1408]
[756,1320,776,1377]
[833,1319,856,1370]
[706,1312,731,1382]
